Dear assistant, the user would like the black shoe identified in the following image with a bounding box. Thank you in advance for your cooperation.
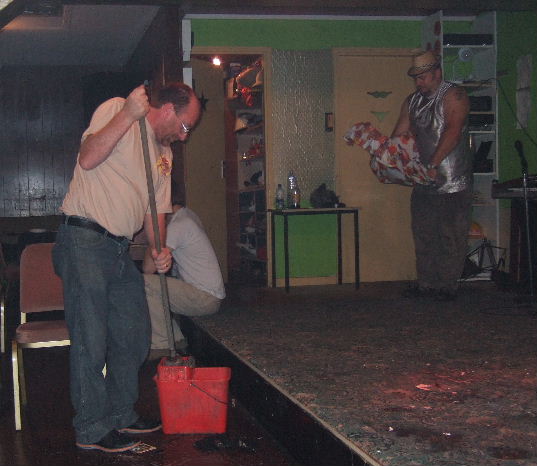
[119,417,162,434]
[434,289,457,302]
[76,430,140,453]
[401,285,435,298]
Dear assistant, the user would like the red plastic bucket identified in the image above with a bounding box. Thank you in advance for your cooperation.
[155,359,231,434]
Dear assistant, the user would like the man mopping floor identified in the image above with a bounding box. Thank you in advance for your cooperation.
[53,82,201,453]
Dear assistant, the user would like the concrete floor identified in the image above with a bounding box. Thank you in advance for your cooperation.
[187,281,537,466]
[0,286,302,466]
[2,279,536,466]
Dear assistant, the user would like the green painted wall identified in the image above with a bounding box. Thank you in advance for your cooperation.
[497,12,537,183]
[192,15,537,280]
[191,19,421,50]
[192,18,422,280]
[273,214,337,277]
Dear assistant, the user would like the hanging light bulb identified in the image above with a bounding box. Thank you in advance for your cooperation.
[212,56,222,66]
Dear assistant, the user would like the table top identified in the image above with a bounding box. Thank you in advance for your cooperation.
[268,207,359,215]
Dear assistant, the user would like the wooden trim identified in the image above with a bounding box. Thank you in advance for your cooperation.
[275,276,340,287]
[0,0,25,30]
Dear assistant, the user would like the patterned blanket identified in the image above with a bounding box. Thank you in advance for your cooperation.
[344,122,432,186]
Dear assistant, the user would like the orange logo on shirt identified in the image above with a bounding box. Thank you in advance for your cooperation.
[157,155,171,176]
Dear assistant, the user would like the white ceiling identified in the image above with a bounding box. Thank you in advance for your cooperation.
[0,5,159,67]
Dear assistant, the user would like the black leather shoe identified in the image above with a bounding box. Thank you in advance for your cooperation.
[76,430,140,453]
[119,417,162,434]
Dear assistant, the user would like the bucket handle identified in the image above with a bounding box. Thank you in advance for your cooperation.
[190,382,228,405]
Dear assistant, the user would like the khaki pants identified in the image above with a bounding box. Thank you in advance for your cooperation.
[144,274,221,349]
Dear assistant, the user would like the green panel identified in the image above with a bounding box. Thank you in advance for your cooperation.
[274,214,337,278]
[192,19,420,50]
[443,20,473,34]
[497,12,537,183]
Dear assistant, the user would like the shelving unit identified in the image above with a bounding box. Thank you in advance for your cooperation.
[423,11,500,279]
[224,57,267,284]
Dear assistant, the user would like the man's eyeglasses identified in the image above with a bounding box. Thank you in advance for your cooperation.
[181,121,191,135]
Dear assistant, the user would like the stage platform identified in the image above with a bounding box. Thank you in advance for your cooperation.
[184,281,537,466]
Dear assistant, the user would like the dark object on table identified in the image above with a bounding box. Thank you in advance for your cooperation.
[310,183,340,208]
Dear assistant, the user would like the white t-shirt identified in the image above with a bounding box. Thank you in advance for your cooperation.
[167,207,226,300]
[61,98,172,238]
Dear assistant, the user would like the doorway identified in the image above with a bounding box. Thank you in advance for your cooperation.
[189,48,272,285]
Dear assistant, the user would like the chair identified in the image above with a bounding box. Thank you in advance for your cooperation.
[11,242,69,430]
[1,243,20,353]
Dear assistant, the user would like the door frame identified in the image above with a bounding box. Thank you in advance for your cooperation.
[191,46,273,283]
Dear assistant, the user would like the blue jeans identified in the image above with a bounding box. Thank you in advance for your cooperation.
[52,224,151,444]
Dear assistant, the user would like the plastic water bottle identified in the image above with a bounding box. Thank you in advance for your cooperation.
[287,171,301,209]
[290,184,301,209]
[275,184,285,209]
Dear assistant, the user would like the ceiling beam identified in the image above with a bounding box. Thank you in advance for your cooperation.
[48,0,537,14]
[2,0,536,32]
[0,0,25,30]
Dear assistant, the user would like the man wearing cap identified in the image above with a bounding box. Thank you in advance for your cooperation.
[392,50,472,301]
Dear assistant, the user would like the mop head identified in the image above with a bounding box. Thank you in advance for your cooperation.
[163,354,196,367]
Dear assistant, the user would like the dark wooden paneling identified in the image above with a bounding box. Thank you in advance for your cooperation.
[126,5,186,205]
[0,7,183,219]
[0,67,85,217]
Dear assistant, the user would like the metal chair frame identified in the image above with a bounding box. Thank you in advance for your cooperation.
[11,243,70,430]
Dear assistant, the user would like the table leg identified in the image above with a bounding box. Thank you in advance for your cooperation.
[337,213,342,284]
[284,214,289,293]
[354,210,360,289]
[271,212,276,288]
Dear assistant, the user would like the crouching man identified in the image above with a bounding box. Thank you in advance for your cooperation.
[143,194,225,357]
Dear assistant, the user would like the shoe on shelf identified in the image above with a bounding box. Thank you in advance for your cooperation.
[119,417,162,434]
[76,430,140,453]
[434,289,457,302]
[401,284,435,298]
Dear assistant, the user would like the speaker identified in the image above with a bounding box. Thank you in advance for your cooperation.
[469,96,492,112]
[510,199,537,293]
[469,113,494,128]
[443,34,493,46]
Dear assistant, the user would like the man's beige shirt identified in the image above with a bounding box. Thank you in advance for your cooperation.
[61,98,172,238]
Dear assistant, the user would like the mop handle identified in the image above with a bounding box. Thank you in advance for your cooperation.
[139,115,177,360]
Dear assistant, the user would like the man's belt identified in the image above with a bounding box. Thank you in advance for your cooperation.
[63,215,127,244]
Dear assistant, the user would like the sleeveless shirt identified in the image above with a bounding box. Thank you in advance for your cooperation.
[408,81,472,194]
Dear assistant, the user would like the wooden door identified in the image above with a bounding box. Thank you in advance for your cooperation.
[334,49,416,282]
[186,58,228,280]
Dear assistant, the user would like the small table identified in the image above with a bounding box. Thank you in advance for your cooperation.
[268,207,360,292]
